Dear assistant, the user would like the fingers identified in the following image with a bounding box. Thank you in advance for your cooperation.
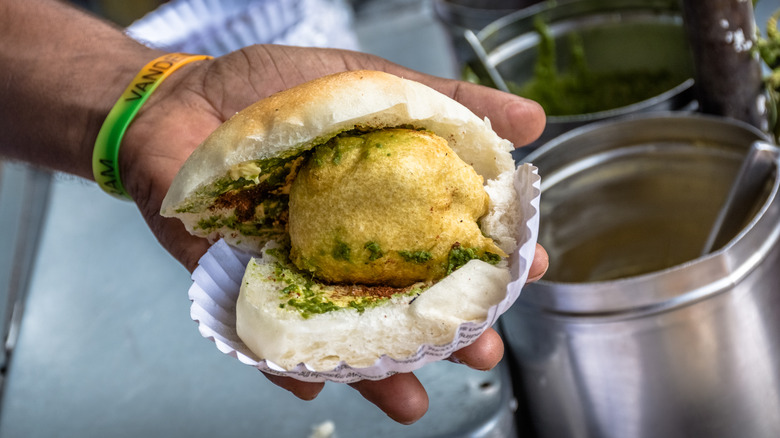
[264,372,429,425]
[449,327,504,371]
[263,373,325,401]
[349,373,429,425]
[527,243,549,283]
[385,69,546,148]
[432,79,546,147]
[452,81,546,148]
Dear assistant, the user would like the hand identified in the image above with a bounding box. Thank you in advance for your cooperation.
[121,44,548,424]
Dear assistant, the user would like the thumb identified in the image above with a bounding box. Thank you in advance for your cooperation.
[383,69,546,148]
[432,79,546,148]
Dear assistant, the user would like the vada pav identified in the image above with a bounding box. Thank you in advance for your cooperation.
[161,70,538,375]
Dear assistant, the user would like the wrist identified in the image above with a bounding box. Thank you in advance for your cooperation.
[118,57,213,202]
[82,48,168,180]
[94,53,213,199]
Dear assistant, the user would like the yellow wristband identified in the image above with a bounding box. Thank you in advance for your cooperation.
[93,52,213,199]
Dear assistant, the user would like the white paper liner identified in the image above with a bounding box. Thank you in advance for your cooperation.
[188,163,540,383]
[126,0,359,57]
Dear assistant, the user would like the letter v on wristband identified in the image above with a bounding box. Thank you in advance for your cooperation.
[92,53,213,199]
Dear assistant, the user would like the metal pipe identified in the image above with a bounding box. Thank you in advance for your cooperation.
[681,0,766,129]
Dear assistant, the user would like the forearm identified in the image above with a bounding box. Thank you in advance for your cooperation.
[0,0,160,179]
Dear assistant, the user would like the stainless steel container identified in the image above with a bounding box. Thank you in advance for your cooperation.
[502,114,780,437]
[467,0,695,158]
[432,0,542,65]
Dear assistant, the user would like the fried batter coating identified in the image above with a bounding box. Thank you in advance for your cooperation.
[288,128,504,287]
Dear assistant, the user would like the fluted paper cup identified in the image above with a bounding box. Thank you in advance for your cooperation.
[188,163,540,383]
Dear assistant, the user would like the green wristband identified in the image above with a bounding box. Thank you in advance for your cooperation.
[92,52,212,199]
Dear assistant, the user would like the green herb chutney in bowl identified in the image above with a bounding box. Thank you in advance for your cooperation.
[463,0,696,157]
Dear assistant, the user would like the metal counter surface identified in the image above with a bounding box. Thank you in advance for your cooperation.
[0,2,520,437]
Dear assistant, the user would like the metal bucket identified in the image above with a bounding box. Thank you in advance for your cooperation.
[502,114,780,437]
[466,0,695,158]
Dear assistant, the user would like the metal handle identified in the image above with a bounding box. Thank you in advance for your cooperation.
[701,141,780,255]
[463,29,510,93]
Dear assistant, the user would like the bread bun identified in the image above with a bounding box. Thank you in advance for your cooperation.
[162,70,533,373]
